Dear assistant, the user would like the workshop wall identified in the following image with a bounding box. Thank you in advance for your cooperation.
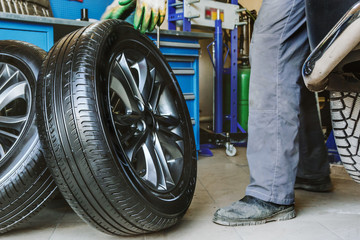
[238,0,262,12]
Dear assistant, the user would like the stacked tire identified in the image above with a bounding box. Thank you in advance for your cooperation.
[0,19,197,236]
[0,40,57,233]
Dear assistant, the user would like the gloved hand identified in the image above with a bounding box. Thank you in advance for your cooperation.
[101,0,136,20]
[134,0,167,33]
[102,0,166,34]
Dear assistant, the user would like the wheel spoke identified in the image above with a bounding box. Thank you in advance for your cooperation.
[0,82,27,111]
[0,129,18,139]
[110,64,140,113]
[0,115,27,131]
[156,130,184,183]
[140,143,158,188]
[158,129,184,156]
[130,58,148,99]
[155,114,180,129]
[159,127,183,142]
[152,133,175,189]
[148,67,156,102]
[132,132,176,191]
[124,129,150,163]
[0,68,19,91]
[130,57,155,103]
[138,134,170,191]
[0,144,5,159]
[149,81,166,111]
[113,111,142,127]
[118,53,144,104]
[0,63,9,79]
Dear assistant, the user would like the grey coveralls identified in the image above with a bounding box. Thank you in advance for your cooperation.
[245,0,330,205]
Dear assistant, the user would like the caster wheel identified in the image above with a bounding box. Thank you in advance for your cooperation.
[225,143,236,157]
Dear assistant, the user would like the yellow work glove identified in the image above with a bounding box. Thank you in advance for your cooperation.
[134,0,167,33]
[101,0,136,20]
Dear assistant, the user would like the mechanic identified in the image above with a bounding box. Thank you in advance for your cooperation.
[213,0,332,226]
[101,0,166,33]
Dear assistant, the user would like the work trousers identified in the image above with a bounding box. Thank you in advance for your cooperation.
[245,0,330,205]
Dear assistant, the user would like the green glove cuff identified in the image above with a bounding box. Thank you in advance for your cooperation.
[102,11,113,19]
[118,0,134,6]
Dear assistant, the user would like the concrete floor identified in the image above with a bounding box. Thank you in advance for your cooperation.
[1,147,360,240]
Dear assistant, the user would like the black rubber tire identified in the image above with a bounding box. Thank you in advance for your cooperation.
[37,20,197,236]
[0,40,57,233]
[330,91,360,183]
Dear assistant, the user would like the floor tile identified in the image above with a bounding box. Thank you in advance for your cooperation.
[145,220,242,240]
[234,220,343,240]
[182,180,218,221]
[0,222,56,240]
[314,213,360,240]
[0,198,66,240]
[197,149,250,206]
[49,222,144,240]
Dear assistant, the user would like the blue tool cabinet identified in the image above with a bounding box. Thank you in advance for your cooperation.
[0,13,211,152]
[147,34,202,151]
[0,19,53,51]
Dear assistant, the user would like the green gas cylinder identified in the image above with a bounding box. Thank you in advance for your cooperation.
[223,65,250,132]
[238,65,250,132]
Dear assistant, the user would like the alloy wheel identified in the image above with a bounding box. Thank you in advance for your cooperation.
[109,48,185,193]
[0,62,30,161]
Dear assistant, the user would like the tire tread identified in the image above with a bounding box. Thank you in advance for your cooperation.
[330,91,360,182]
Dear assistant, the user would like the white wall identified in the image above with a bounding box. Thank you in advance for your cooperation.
[199,38,215,121]
[238,0,262,12]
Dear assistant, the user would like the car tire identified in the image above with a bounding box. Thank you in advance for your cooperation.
[37,20,197,236]
[0,40,57,233]
[330,91,360,183]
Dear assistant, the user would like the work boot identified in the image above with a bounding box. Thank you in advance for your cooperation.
[213,195,296,226]
[294,176,332,192]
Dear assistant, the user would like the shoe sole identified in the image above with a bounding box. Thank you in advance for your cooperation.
[294,183,332,192]
[213,207,296,226]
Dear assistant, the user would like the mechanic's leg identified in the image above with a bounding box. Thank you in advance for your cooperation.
[295,82,332,191]
[245,0,309,205]
[213,0,308,226]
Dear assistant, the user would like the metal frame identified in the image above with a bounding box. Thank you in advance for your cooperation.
[168,0,240,134]
[168,0,191,31]
[229,0,239,133]
[214,14,223,133]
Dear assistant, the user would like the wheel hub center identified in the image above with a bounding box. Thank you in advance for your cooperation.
[144,109,156,130]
